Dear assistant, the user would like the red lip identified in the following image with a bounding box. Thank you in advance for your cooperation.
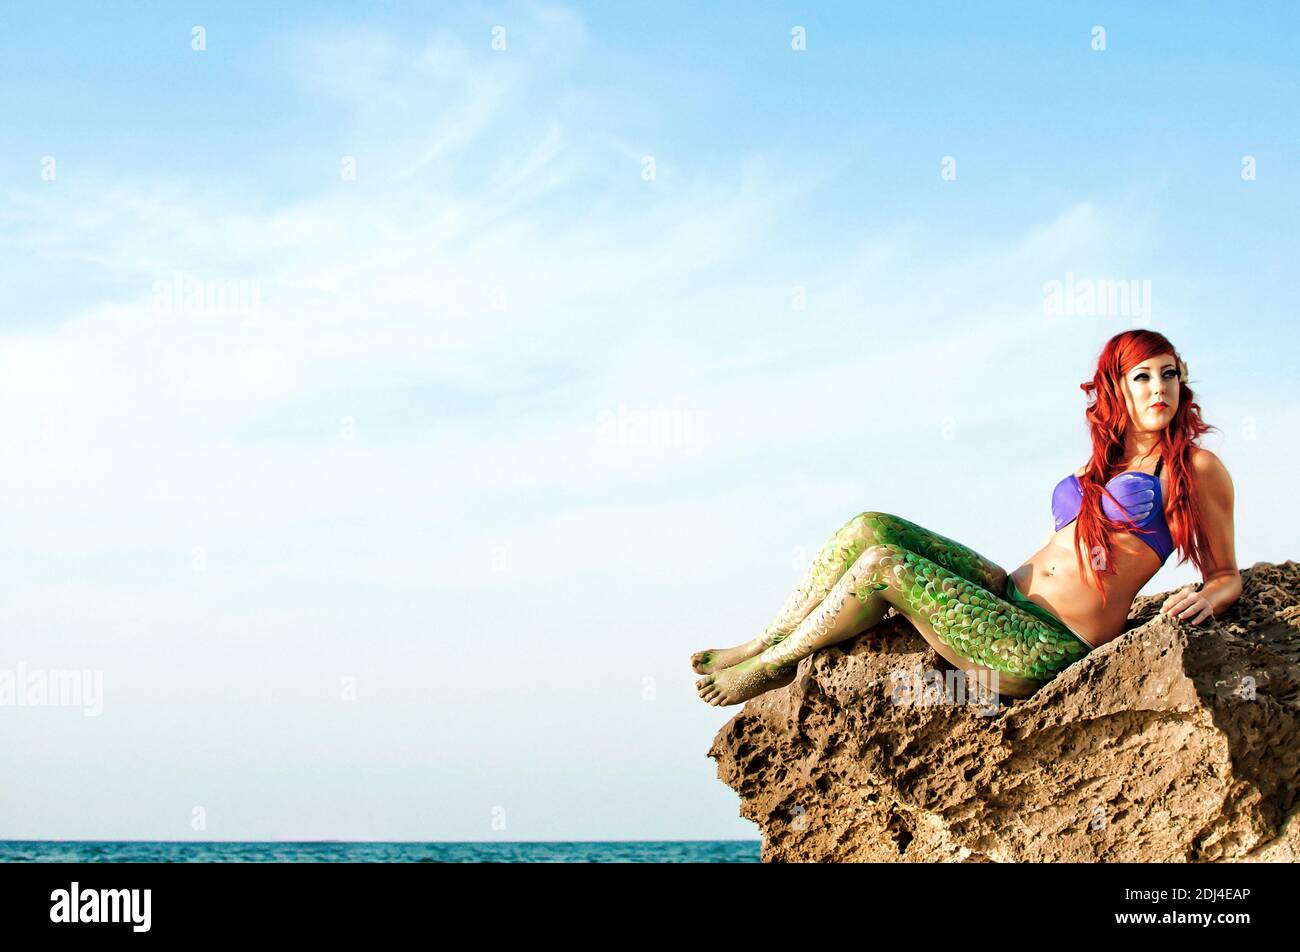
[1152,403,1168,409]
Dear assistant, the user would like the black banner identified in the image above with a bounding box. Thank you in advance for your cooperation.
[0,860,1285,938]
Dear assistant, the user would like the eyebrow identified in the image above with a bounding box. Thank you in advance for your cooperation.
[1133,363,1175,371]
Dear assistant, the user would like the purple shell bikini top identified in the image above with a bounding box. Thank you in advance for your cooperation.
[1051,456,1174,564]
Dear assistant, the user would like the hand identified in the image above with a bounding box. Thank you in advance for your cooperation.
[1161,585,1214,625]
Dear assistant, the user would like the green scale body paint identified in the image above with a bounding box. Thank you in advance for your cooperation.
[758,512,1092,681]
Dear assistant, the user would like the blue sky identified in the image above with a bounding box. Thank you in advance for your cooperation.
[1,1,1297,841]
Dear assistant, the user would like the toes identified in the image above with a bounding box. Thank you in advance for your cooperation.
[698,673,741,707]
[698,675,725,704]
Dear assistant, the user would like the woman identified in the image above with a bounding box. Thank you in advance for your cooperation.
[693,329,1241,705]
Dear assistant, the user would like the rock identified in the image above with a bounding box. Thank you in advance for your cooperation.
[708,560,1300,862]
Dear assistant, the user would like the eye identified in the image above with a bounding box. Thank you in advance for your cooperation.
[1134,372,1149,381]
[1163,369,1179,378]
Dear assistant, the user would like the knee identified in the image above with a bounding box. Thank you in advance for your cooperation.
[853,510,889,524]
[844,511,891,542]
[848,543,900,587]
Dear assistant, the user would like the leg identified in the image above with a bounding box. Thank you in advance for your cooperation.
[691,511,1008,673]
[696,543,1089,706]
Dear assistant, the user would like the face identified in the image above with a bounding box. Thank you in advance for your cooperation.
[1121,352,1180,433]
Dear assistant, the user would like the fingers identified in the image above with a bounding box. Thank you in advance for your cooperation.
[1164,587,1211,624]
[1171,598,1212,624]
[1161,587,1214,624]
[1161,585,1194,614]
[1163,586,1209,618]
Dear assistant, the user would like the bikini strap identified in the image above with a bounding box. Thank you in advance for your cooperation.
[1155,456,1164,478]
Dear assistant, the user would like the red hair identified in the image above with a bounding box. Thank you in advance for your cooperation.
[1074,329,1218,607]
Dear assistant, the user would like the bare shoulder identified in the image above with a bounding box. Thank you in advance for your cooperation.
[1074,462,1087,479]
[1190,447,1232,482]
[1189,447,1234,502]
[1190,445,1221,468]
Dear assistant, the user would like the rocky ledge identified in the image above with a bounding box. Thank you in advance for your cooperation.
[708,561,1300,862]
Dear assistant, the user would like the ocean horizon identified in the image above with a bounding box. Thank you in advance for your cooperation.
[0,840,761,863]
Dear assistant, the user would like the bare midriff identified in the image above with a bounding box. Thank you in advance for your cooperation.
[1009,527,1161,649]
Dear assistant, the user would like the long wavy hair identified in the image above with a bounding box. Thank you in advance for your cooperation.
[1074,330,1218,606]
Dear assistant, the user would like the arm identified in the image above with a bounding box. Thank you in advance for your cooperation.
[1162,449,1241,623]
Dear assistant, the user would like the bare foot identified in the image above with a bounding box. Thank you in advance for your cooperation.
[695,656,796,707]
[691,636,776,674]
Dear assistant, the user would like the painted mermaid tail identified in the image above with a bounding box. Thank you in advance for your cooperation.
[696,512,1093,707]
[878,550,1088,679]
[759,511,1008,647]
[761,542,1090,680]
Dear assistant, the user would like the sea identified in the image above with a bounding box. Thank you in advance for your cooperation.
[0,840,760,863]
